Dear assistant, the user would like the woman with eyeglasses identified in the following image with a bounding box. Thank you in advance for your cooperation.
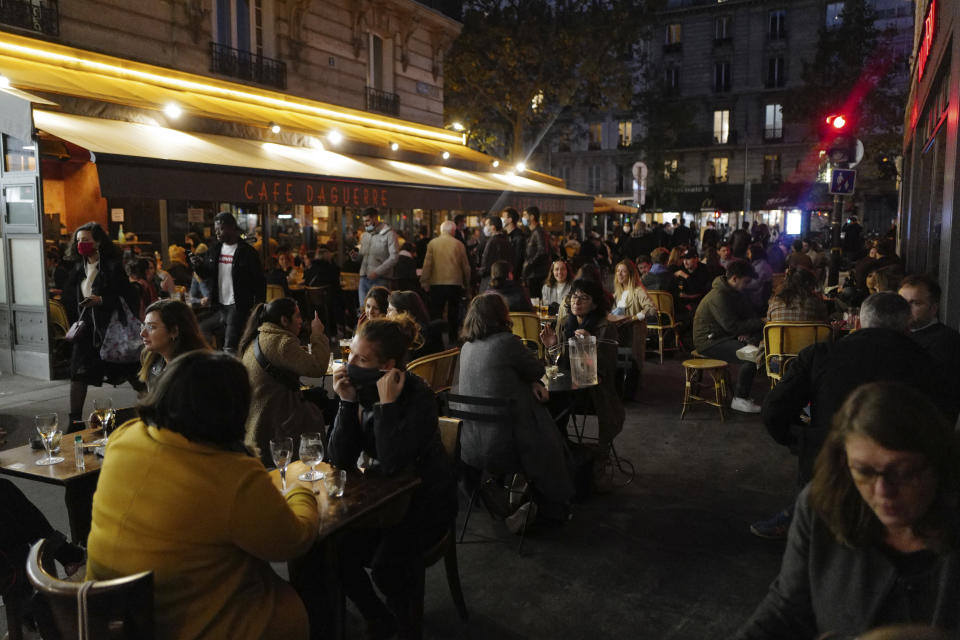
[540,279,625,486]
[736,382,960,639]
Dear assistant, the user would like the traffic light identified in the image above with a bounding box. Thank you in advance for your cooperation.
[819,112,859,167]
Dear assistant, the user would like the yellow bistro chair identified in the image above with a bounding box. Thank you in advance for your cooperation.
[646,290,681,364]
[407,347,460,393]
[509,312,544,359]
[763,322,833,386]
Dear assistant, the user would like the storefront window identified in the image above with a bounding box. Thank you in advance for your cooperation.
[2,135,36,173]
[3,184,37,226]
[0,241,7,303]
[11,238,43,306]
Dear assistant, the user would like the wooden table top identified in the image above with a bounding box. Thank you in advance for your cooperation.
[0,428,104,486]
[272,461,420,538]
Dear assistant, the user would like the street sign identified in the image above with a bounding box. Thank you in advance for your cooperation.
[829,168,857,195]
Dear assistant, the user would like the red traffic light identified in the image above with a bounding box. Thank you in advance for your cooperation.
[825,114,848,130]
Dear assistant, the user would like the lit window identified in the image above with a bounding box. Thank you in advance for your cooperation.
[618,121,633,147]
[713,110,730,144]
[665,24,682,45]
[763,154,782,181]
[664,159,679,179]
[826,2,844,29]
[589,123,603,150]
[764,104,783,140]
[711,158,729,183]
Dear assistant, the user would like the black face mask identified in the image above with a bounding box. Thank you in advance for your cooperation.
[347,364,386,406]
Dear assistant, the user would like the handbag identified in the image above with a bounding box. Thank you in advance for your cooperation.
[98,297,143,363]
[65,306,89,342]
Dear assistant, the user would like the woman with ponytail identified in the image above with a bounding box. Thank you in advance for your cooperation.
[239,298,331,467]
[329,314,456,639]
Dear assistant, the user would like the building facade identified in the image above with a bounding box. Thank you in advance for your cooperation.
[900,0,960,325]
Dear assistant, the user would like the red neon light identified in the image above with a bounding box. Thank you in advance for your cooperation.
[918,0,936,80]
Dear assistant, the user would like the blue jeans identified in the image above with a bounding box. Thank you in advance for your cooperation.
[358,276,389,306]
[700,337,756,398]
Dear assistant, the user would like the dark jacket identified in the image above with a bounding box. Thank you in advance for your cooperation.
[522,226,551,281]
[762,328,956,484]
[480,233,514,278]
[195,240,266,313]
[911,322,960,385]
[486,281,533,313]
[506,228,526,275]
[329,373,456,538]
[735,486,960,639]
[642,268,678,300]
[678,263,713,299]
[63,256,138,335]
[692,277,763,352]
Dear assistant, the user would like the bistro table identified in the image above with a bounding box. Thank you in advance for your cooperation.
[0,428,103,542]
[273,460,420,640]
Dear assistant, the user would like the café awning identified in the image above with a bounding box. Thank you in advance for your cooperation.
[33,110,591,212]
[0,30,592,212]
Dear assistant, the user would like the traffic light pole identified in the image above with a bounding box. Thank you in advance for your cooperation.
[827,193,843,287]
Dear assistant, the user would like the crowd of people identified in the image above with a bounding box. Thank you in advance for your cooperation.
[7,205,958,639]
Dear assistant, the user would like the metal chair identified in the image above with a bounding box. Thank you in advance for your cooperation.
[509,312,544,359]
[27,539,154,640]
[681,358,730,421]
[646,290,681,363]
[763,322,833,386]
[407,347,460,394]
[266,283,285,302]
[415,417,469,628]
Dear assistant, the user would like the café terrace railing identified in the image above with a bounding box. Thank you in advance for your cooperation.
[208,42,287,90]
[0,0,59,36]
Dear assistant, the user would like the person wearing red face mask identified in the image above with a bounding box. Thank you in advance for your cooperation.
[62,222,142,426]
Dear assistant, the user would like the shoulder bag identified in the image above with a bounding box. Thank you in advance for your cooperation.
[98,297,144,363]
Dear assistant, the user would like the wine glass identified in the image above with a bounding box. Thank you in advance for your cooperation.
[297,432,325,482]
[89,397,114,446]
[35,413,64,466]
[547,344,564,379]
[270,437,293,492]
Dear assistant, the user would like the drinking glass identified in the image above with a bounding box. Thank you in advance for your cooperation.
[325,469,346,498]
[546,344,564,379]
[297,432,325,482]
[35,413,64,465]
[270,437,294,492]
[89,397,114,446]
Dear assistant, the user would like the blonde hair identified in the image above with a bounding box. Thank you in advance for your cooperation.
[613,259,646,300]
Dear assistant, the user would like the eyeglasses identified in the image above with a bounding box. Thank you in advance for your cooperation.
[570,294,593,303]
[848,463,929,489]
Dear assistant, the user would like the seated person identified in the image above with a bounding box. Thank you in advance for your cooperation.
[329,315,456,639]
[166,245,193,288]
[86,351,318,640]
[303,245,345,331]
[541,279,625,474]
[457,293,575,529]
[387,290,444,361]
[736,383,960,639]
[540,259,573,311]
[485,260,533,312]
[265,256,292,297]
[642,248,679,299]
[359,285,390,326]
[128,257,159,317]
[138,299,211,392]
[239,298,331,467]
[674,249,713,304]
[766,267,827,323]
[610,259,656,399]
[692,259,764,413]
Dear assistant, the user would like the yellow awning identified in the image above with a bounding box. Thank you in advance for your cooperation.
[34,111,591,212]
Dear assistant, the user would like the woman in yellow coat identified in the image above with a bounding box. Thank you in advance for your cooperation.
[86,351,319,640]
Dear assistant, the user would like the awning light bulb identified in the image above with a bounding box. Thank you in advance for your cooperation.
[327,130,343,144]
[164,103,182,119]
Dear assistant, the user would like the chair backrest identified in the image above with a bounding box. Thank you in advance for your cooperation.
[49,299,69,333]
[266,283,285,302]
[437,417,462,461]
[27,539,154,640]
[764,322,832,376]
[445,393,515,424]
[509,312,543,357]
[408,347,460,393]
[646,290,677,326]
[340,272,360,291]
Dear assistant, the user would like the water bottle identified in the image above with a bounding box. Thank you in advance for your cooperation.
[74,435,85,471]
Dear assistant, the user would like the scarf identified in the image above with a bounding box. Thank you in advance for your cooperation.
[564,309,605,338]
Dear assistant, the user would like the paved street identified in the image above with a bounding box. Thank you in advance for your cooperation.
[0,357,794,639]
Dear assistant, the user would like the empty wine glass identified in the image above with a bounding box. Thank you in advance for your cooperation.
[270,437,293,492]
[297,432,325,482]
[546,344,564,379]
[35,413,64,466]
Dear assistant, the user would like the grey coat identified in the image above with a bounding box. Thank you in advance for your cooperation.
[457,332,574,505]
[359,225,399,279]
[736,486,960,639]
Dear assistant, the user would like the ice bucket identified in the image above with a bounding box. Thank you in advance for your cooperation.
[568,335,599,387]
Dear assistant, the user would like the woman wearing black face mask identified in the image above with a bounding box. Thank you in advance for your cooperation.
[328,314,456,639]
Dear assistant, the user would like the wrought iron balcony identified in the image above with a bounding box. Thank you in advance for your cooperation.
[209,42,286,89]
[365,86,399,117]
[0,0,58,36]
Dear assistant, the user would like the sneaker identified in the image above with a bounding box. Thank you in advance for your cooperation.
[731,397,762,413]
[750,509,793,540]
[478,478,511,519]
[506,501,537,535]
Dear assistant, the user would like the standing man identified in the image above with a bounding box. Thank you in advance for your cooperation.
[502,208,526,277]
[479,216,514,291]
[421,220,472,342]
[192,212,265,354]
[358,207,399,304]
[521,206,551,296]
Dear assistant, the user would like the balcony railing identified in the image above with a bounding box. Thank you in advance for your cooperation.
[0,0,58,36]
[209,42,286,89]
[365,86,399,116]
[663,42,682,54]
